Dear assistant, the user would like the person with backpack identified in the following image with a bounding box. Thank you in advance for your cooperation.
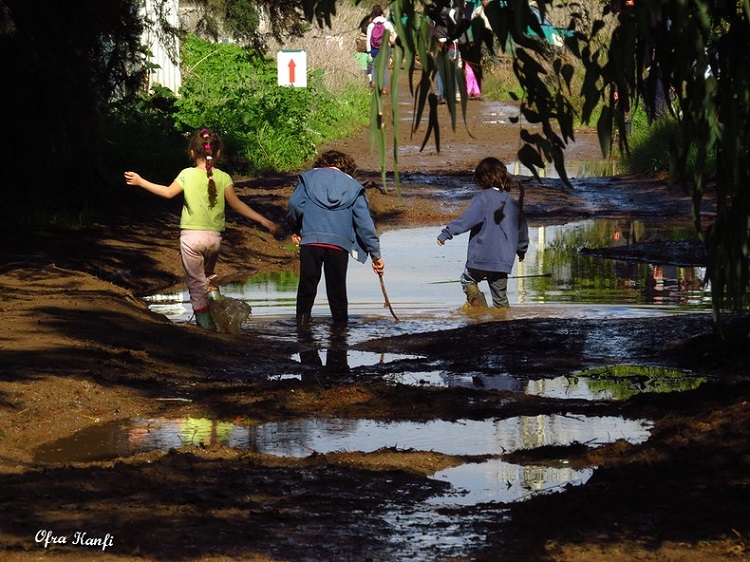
[366,5,397,94]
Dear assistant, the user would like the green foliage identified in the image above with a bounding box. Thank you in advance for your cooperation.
[481,60,525,101]
[103,88,189,184]
[186,0,310,45]
[568,0,750,317]
[177,35,369,175]
[223,0,261,43]
[623,118,677,174]
[569,365,705,400]
[379,0,750,319]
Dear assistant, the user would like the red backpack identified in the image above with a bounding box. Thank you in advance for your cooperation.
[370,21,386,49]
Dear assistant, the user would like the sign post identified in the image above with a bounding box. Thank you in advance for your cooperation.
[277,50,307,88]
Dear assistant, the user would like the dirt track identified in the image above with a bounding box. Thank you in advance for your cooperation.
[0,83,749,562]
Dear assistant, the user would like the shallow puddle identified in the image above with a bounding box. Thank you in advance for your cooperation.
[291,349,424,369]
[32,411,656,558]
[145,219,710,329]
[34,414,650,505]
[387,365,705,399]
[133,211,707,547]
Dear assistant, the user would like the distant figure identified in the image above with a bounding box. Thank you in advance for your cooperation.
[366,5,398,94]
[437,157,529,308]
[430,0,458,104]
[287,150,385,326]
[464,60,481,99]
[124,129,279,329]
[355,50,370,82]
[471,0,498,62]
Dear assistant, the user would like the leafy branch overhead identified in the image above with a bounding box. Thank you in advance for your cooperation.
[355,0,749,319]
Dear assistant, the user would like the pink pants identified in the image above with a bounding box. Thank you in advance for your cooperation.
[180,230,222,312]
[465,62,481,97]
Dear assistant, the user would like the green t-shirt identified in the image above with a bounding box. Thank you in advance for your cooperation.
[175,167,233,231]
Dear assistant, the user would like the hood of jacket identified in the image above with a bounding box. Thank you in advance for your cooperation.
[298,168,362,211]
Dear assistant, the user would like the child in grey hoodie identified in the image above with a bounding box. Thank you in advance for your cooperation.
[437,157,529,307]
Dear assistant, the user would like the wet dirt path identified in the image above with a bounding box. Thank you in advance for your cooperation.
[0,74,748,562]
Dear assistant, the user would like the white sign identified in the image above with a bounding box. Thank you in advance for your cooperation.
[277,50,307,88]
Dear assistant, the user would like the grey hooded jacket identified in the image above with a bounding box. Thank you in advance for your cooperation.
[438,188,529,272]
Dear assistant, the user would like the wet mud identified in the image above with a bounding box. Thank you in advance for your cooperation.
[0,89,749,562]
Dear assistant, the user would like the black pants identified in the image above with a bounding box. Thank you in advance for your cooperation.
[296,245,349,323]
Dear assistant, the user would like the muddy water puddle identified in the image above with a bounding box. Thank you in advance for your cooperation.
[34,414,650,504]
[37,413,644,557]
[388,365,704,398]
[133,212,708,545]
[145,218,710,331]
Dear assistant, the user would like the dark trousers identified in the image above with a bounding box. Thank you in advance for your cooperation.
[296,245,349,323]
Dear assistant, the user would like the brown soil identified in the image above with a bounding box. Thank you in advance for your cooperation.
[1,87,749,562]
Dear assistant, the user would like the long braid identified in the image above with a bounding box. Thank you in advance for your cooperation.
[201,129,217,207]
[189,128,222,208]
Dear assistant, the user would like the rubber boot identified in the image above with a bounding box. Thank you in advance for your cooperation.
[195,309,216,330]
[195,312,216,330]
[464,283,488,308]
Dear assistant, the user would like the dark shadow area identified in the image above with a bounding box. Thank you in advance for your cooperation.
[0,451,447,561]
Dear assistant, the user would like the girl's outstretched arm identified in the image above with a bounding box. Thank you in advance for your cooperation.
[224,185,280,236]
[124,172,183,199]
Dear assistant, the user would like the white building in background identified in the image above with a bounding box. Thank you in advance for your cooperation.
[142,0,182,93]
[140,0,273,94]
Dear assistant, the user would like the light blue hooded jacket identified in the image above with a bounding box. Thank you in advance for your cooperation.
[287,167,381,263]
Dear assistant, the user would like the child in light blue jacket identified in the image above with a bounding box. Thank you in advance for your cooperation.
[437,157,529,307]
[288,150,384,325]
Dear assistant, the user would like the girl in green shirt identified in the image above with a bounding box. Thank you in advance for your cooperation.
[124,129,279,329]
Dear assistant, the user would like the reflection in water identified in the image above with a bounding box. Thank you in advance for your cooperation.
[145,219,710,326]
[294,322,350,374]
[291,322,425,372]
[388,365,704,398]
[428,460,594,505]
[34,414,651,506]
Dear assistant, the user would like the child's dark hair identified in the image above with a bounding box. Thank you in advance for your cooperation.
[474,157,510,191]
[189,129,223,207]
[314,150,357,176]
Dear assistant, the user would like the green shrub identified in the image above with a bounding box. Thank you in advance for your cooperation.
[624,117,680,174]
[177,35,369,175]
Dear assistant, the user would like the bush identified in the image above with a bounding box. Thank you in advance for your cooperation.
[177,35,369,175]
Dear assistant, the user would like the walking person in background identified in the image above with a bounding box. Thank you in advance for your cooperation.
[437,157,529,308]
[356,5,377,82]
[366,5,398,94]
[287,150,385,326]
[464,58,482,99]
[124,129,280,329]
[430,0,458,104]
[471,0,498,62]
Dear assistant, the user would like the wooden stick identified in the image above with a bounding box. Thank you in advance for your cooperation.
[428,273,552,285]
[379,273,400,321]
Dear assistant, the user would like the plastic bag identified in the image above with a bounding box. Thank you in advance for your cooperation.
[209,296,252,334]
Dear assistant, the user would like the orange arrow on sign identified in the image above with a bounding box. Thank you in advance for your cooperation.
[288,59,296,85]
